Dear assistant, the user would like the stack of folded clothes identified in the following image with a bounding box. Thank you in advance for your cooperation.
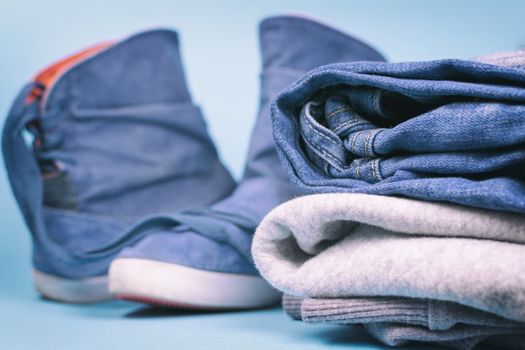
[252,48,525,349]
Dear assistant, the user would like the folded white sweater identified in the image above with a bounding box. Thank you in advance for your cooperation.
[252,193,525,321]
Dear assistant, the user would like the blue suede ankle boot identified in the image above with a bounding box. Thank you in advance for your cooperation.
[2,29,235,302]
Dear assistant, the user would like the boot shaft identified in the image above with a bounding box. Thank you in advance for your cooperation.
[243,16,385,180]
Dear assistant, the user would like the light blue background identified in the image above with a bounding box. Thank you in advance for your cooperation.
[0,1,524,349]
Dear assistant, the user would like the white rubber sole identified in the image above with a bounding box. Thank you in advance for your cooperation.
[108,258,281,309]
[33,270,112,303]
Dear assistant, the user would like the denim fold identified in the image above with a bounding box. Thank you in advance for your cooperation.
[272,56,525,213]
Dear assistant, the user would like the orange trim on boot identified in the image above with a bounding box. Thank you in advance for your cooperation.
[27,41,115,104]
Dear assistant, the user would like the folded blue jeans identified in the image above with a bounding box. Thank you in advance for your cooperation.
[272,57,525,213]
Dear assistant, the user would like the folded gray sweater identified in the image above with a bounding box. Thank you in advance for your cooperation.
[282,294,525,350]
[252,193,525,321]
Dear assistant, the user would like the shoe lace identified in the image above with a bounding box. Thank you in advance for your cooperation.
[86,208,258,261]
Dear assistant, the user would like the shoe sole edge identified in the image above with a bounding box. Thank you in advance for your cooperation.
[108,258,281,309]
[33,270,111,303]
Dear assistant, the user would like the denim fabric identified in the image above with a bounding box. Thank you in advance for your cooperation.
[272,58,525,213]
[2,29,236,278]
[117,15,387,274]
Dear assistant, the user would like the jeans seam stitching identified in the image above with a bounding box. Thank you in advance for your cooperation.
[333,120,368,135]
[302,112,341,144]
[364,130,374,157]
[372,158,382,181]
[350,130,361,154]
[370,128,384,157]
[302,133,348,170]
[326,107,353,119]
